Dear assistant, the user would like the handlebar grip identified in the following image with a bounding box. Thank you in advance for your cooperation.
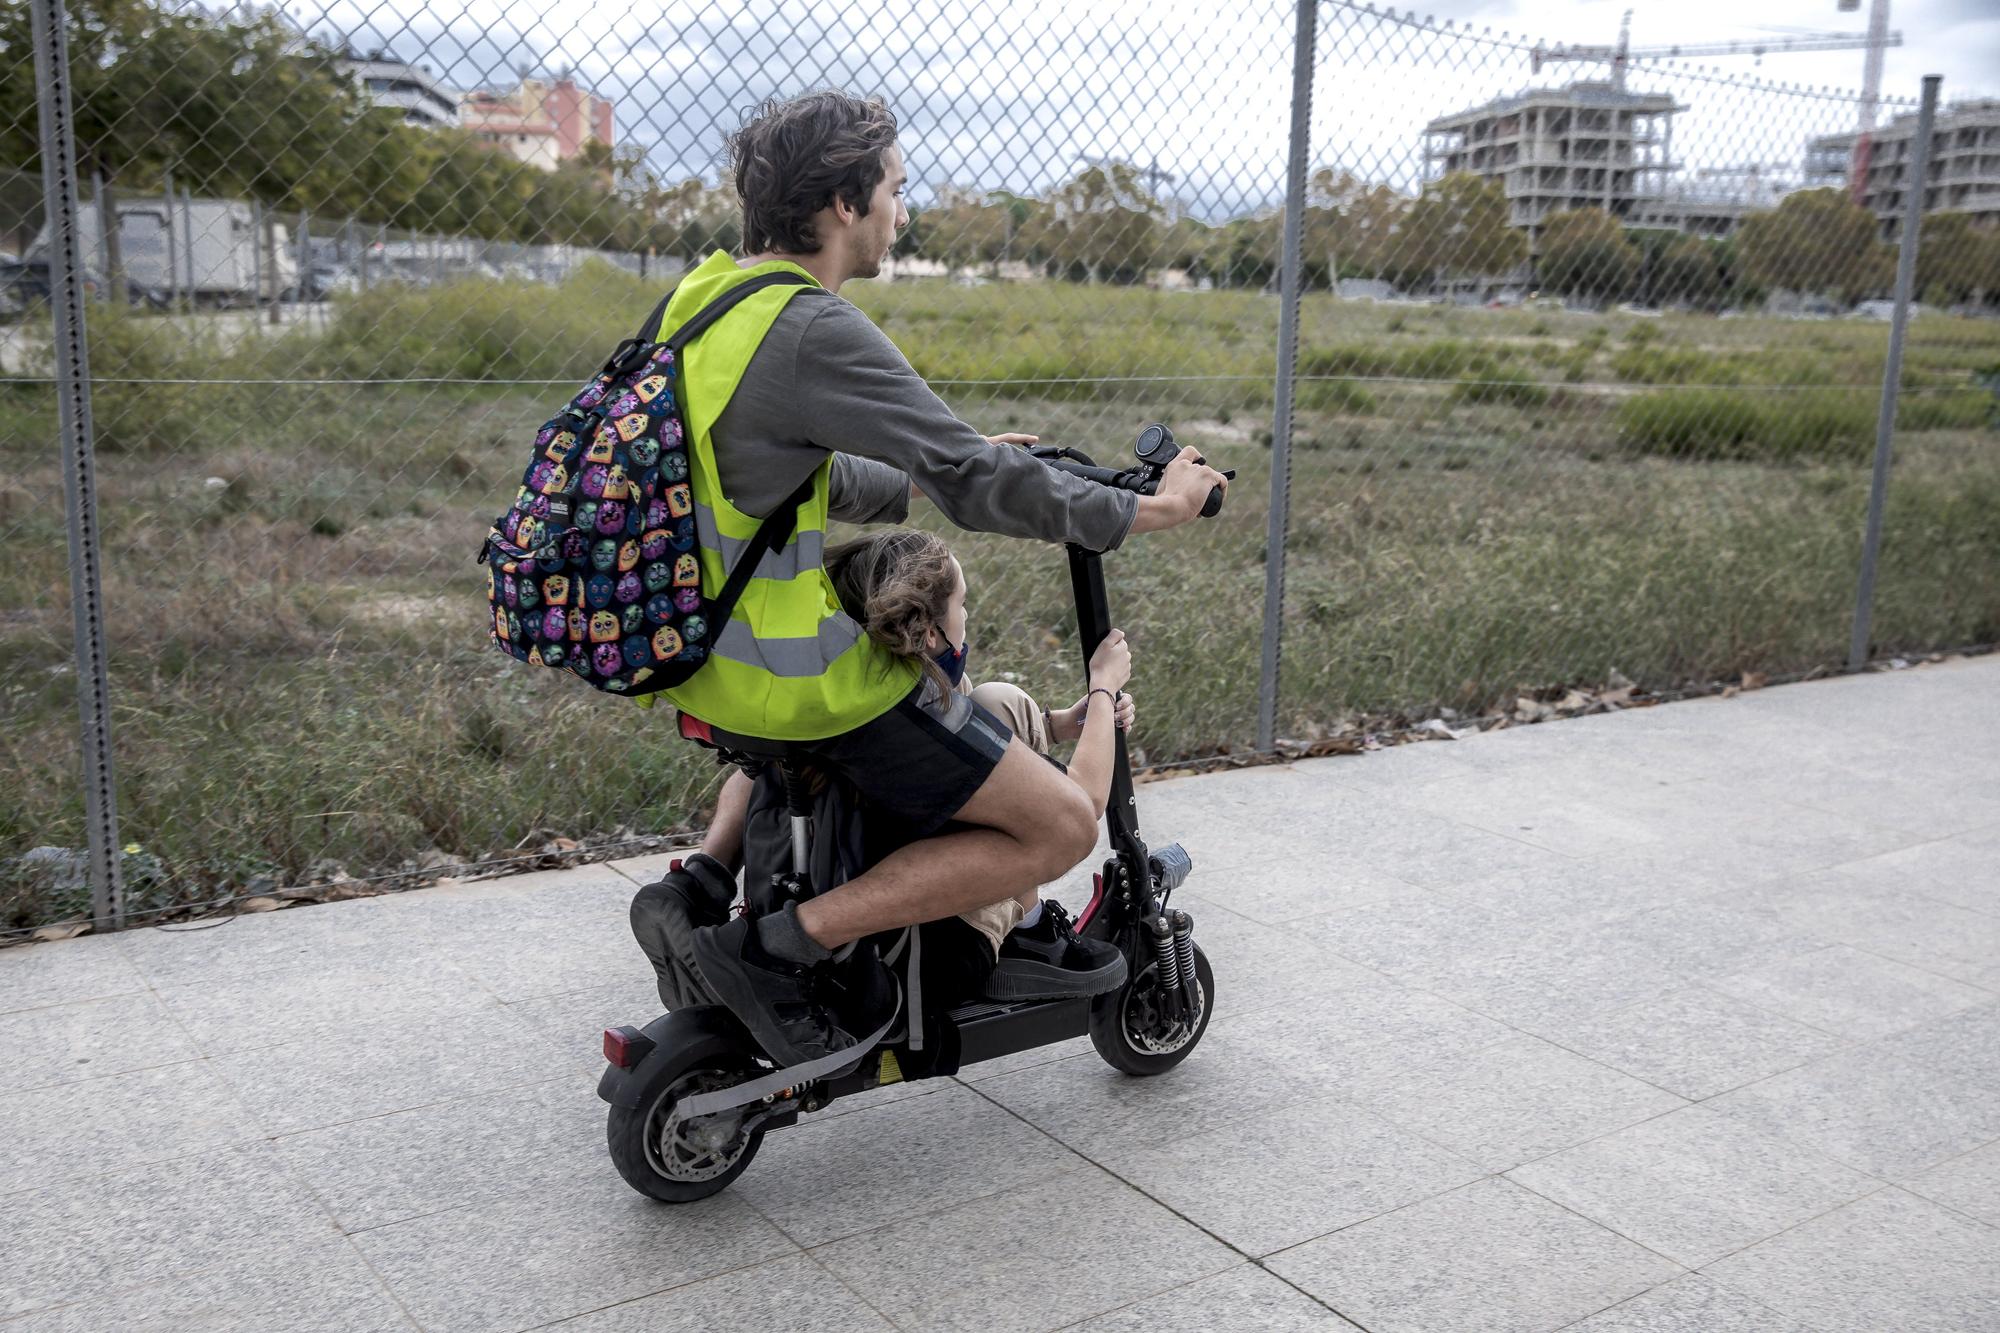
[1201,484,1225,519]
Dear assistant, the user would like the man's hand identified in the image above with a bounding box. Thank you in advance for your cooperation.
[1130,446,1228,534]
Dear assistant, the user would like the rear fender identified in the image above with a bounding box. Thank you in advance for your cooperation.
[595,1005,756,1110]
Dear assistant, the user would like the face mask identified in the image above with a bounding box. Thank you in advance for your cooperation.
[933,638,968,686]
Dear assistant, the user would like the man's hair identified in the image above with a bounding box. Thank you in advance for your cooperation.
[726,91,899,254]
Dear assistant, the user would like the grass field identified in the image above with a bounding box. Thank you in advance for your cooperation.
[2,265,1996,926]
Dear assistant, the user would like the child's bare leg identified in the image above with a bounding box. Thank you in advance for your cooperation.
[700,768,754,873]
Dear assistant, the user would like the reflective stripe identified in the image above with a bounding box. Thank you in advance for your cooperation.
[695,501,824,582]
[711,614,864,677]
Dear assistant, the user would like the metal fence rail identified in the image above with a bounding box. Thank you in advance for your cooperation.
[1,0,1994,932]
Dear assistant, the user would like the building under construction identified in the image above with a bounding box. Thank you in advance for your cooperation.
[1807,99,2000,239]
[1423,81,1679,253]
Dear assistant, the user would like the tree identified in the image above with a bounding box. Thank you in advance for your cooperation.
[1402,172,1524,286]
[1650,235,1723,309]
[920,186,1012,275]
[1735,188,1891,305]
[1914,212,1998,308]
[1535,208,1638,303]
[1024,161,1164,283]
[1305,168,1414,287]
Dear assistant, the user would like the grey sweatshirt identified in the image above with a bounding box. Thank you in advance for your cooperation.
[706,289,1138,549]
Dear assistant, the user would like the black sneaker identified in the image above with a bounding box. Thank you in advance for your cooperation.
[629,853,736,1012]
[691,914,893,1068]
[985,900,1128,1001]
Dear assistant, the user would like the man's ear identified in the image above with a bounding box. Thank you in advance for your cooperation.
[829,191,857,226]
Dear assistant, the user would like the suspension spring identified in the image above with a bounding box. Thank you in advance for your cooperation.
[1149,915,1179,990]
[1169,910,1195,989]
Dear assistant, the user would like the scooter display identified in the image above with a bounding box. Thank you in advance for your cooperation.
[597,426,1230,1202]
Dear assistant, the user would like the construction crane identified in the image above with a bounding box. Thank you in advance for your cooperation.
[1838,0,1894,205]
[1529,9,1901,93]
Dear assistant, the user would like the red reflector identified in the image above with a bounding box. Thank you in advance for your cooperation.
[669,859,683,873]
[603,1026,641,1069]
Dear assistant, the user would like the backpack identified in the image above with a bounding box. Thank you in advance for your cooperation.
[478,272,812,695]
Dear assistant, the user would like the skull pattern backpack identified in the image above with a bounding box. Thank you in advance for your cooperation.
[477,272,813,695]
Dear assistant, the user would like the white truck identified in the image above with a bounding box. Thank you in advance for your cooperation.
[37,195,299,305]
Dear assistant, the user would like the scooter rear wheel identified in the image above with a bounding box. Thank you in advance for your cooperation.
[1089,943,1213,1075]
[608,1052,765,1202]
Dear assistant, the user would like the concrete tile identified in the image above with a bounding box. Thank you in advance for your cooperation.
[113,901,445,989]
[1435,856,1712,931]
[1507,1104,1879,1268]
[435,875,647,1001]
[1766,759,2000,836]
[0,934,145,1014]
[0,1146,338,1317]
[1566,1273,1821,1333]
[4,1235,411,1332]
[1707,1044,2000,1177]
[1900,1140,2000,1229]
[1069,1265,1364,1331]
[1830,828,2000,918]
[1872,996,2000,1088]
[1265,1177,1681,1333]
[349,1179,794,1333]
[1708,944,1991,1040]
[1098,1092,1485,1256]
[1769,883,2000,985]
[268,1077,605,1233]
[1345,1034,1685,1172]
[206,1000,576,1136]
[1426,925,1689,1033]
[1704,1187,2000,1333]
[1546,985,1848,1100]
[153,954,500,1053]
[810,1168,1237,1333]
[0,1059,259,1195]
[1187,853,1421,926]
[537,1254,887,1331]
[738,1083,1084,1247]
[504,972,669,1072]
[0,991,199,1093]
[1310,891,1502,985]
[1599,894,1829,982]
[1168,894,1389,1017]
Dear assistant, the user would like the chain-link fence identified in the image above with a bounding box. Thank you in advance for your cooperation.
[2,0,1995,931]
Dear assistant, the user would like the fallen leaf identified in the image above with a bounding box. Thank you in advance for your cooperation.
[30,920,89,942]
[237,896,282,912]
[1599,685,1636,707]
[1740,671,1768,690]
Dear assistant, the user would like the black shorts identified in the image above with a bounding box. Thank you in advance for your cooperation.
[802,680,1013,839]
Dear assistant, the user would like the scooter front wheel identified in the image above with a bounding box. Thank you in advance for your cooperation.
[1089,942,1213,1075]
[607,1050,765,1202]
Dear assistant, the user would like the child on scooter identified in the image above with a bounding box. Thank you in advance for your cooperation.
[632,527,1132,1009]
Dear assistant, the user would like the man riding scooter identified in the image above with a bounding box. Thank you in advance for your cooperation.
[628,90,1228,1068]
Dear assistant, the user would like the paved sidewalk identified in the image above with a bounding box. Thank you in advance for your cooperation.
[3,658,1997,1332]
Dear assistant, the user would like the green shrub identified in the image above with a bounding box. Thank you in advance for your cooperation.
[1298,379,1377,413]
[1615,387,1872,461]
[1609,344,1731,386]
[1900,390,1994,432]
[1450,374,1551,408]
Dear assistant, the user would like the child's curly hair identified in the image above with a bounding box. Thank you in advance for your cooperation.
[825,529,957,697]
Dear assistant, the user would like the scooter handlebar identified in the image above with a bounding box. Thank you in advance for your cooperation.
[1036,447,1230,519]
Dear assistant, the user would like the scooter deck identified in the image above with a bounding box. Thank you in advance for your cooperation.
[951,993,1091,1066]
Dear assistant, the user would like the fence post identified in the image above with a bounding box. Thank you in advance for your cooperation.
[1848,74,1941,672]
[162,165,179,309]
[250,197,263,322]
[30,0,125,927]
[181,184,196,308]
[1256,0,1317,753]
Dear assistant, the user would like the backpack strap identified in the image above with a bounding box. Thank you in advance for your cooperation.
[604,270,814,377]
[703,470,818,633]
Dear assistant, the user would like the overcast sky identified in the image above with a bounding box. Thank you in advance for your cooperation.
[297,0,1996,219]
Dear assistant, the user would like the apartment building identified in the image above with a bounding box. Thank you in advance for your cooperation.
[1424,81,1680,252]
[338,51,460,130]
[461,75,616,172]
[1808,99,2000,238]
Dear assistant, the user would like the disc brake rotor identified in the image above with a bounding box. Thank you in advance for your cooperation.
[1122,961,1206,1056]
[646,1068,754,1182]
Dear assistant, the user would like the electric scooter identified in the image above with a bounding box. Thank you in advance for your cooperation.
[597,425,1229,1202]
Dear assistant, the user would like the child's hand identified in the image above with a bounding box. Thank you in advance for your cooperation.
[1111,691,1136,731]
[1087,628,1131,695]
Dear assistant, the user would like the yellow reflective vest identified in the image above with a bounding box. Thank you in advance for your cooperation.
[653,251,919,740]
